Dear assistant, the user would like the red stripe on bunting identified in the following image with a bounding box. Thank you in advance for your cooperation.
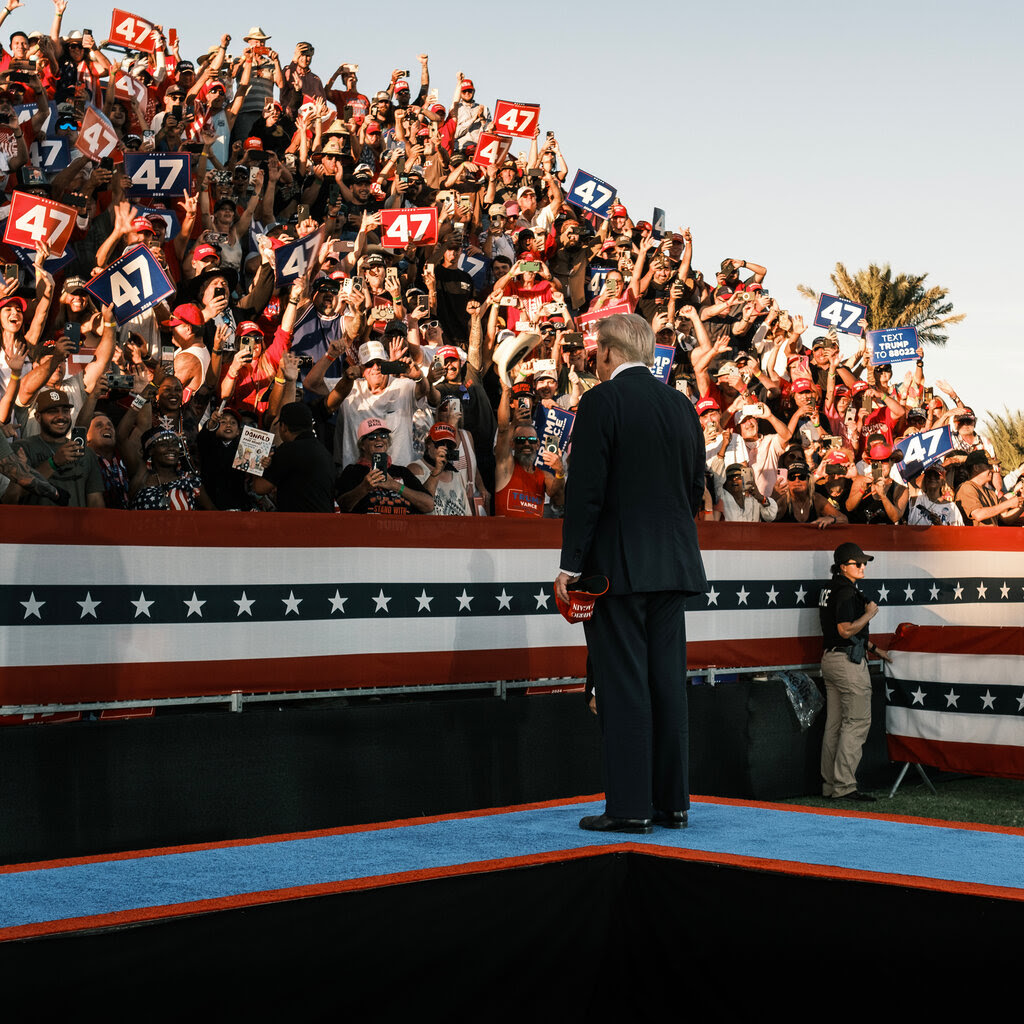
[0,648,587,703]
[887,734,1024,781]
[3,508,1022,552]
[890,624,1024,658]
[0,637,820,704]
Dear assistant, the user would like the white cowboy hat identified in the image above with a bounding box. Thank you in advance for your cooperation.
[494,331,541,388]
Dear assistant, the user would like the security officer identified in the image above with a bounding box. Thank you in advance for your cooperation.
[818,542,891,802]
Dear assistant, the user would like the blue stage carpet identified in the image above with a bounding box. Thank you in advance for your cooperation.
[3,795,1023,941]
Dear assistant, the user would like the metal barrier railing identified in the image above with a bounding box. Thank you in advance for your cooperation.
[0,663,829,718]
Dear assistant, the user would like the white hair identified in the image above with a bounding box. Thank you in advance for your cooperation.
[596,313,655,366]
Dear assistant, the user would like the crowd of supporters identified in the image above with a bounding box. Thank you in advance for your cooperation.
[0,5,1020,525]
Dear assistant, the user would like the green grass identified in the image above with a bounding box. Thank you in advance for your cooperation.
[779,775,1024,828]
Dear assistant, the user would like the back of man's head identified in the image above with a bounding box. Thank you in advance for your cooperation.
[278,401,314,435]
[597,313,654,367]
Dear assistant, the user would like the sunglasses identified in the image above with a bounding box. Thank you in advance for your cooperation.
[789,472,809,481]
[844,560,867,568]
[513,436,539,445]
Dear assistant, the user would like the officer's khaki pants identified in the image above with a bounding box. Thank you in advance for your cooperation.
[820,651,872,798]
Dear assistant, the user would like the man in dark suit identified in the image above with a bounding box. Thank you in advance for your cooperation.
[555,314,707,834]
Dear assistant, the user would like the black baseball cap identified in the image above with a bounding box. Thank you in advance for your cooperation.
[833,542,873,566]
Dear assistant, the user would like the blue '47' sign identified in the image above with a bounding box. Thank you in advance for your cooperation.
[29,138,70,173]
[813,292,867,336]
[895,425,954,480]
[85,244,174,325]
[124,153,191,198]
[274,229,323,284]
[458,250,490,291]
[567,169,616,219]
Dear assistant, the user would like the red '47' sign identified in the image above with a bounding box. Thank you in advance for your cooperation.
[379,207,438,248]
[74,107,121,161]
[473,133,512,167]
[109,9,160,53]
[492,100,540,139]
[2,192,77,256]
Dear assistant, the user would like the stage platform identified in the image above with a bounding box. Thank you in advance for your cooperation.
[3,795,1021,1012]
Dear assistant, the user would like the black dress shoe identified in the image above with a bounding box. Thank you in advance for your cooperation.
[836,791,876,803]
[653,809,688,829]
[579,813,653,835]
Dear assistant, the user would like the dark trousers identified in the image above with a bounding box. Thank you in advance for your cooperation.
[584,590,689,819]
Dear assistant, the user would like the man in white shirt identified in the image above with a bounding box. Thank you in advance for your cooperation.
[734,401,792,497]
[718,462,778,522]
[908,467,964,526]
[337,339,432,469]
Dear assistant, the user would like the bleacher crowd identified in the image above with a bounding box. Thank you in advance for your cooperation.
[0,4,1020,526]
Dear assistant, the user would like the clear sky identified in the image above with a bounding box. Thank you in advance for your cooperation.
[46,0,1024,423]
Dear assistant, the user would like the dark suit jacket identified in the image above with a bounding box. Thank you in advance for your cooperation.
[559,366,708,596]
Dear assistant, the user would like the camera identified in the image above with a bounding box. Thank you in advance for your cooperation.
[106,371,135,391]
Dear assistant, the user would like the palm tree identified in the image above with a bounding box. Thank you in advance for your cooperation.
[984,407,1024,473]
[797,263,965,345]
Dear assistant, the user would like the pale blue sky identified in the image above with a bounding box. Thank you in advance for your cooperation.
[46,0,1024,422]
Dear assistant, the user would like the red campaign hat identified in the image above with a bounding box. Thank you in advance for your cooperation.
[429,103,445,114]
[866,442,893,461]
[365,121,381,134]
[437,345,460,363]
[236,321,263,337]
[132,216,156,233]
[428,422,458,445]
[0,295,28,312]
[460,78,475,90]
[825,449,851,466]
[161,303,204,328]
[635,220,652,231]
[555,574,610,624]
[243,137,264,152]
[850,380,872,396]
[394,79,410,92]
[791,377,816,393]
[192,243,220,262]
[609,204,627,217]
[695,398,720,415]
